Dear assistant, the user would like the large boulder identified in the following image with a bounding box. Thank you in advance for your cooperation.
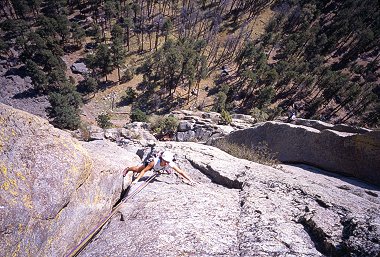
[216,121,380,186]
[0,103,140,257]
[71,62,89,74]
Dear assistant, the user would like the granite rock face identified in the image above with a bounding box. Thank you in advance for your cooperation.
[0,103,140,257]
[217,121,380,186]
[79,142,380,257]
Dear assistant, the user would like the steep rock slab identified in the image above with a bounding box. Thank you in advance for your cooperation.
[79,142,244,257]
[219,121,380,186]
[78,142,380,256]
[0,103,140,256]
[79,172,241,257]
[56,140,140,257]
[239,164,380,256]
[0,103,91,256]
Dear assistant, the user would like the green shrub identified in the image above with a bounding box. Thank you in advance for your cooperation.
[96,113,112,128]
[80,77,98,94]
[78,123,91,141]
[150,115,179,134]
[267,107,283,120]
[213,91,227,112]
[121,68,134,82]
[220,109,232,125]
[220,83,230,94]
[256,86,275,108]
[131,108,148,122]
[212,139,280,168]
[250,107,269,122]
[120,87,137,105]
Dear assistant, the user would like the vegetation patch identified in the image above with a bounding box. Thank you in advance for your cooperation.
[149,115,179,136]
[213,139,281,168]
[96,113,112,129]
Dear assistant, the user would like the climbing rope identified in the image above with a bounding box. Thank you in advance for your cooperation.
[65,172,159,257]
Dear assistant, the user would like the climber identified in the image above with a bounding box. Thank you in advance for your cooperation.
[123,150,195,186]
[287,104,297,122]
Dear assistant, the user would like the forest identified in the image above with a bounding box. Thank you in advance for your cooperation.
[0,0,379,129]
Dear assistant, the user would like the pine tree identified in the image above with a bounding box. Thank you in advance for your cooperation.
[72,23,86,47]
[47,83,83,130]
[94,44,113,81]
[111,39,127,81]
[25,59,48,94]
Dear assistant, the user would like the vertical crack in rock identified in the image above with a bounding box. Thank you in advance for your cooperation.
[188,160,243,189]
[298,215,340,256]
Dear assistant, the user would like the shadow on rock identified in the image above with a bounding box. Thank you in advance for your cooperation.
[13,88,39,99]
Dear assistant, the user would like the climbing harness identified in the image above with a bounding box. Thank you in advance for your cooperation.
[65,172,159,257]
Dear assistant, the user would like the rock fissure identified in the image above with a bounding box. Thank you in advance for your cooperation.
[53,201,70,220]
[298,215,336,256]
[188,160,243,189]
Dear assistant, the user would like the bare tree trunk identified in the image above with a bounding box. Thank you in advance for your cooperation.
[341,102,369,123]
[154,23,159,51]
[206,41,220,64]
[140,0,144,52]
[309,86,324,103]
[187,81,192,104]
[148,30,152,51]
[5,0,17,19]
[196,17,207,40]
[126,26,130,51]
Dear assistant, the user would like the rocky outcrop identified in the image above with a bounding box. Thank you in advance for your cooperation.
[171,110,255,142]
[216,121,380,186]
[81,111,255,144]
[80,122,157,144]
[0,74,49,118]
[79,142,380,257]
[0,103,140,257]
[82,110,255,144]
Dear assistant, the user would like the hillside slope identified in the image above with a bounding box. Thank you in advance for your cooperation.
[0,0,378,130]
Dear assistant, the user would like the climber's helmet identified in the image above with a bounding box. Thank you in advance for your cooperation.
[161,151,174,163]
